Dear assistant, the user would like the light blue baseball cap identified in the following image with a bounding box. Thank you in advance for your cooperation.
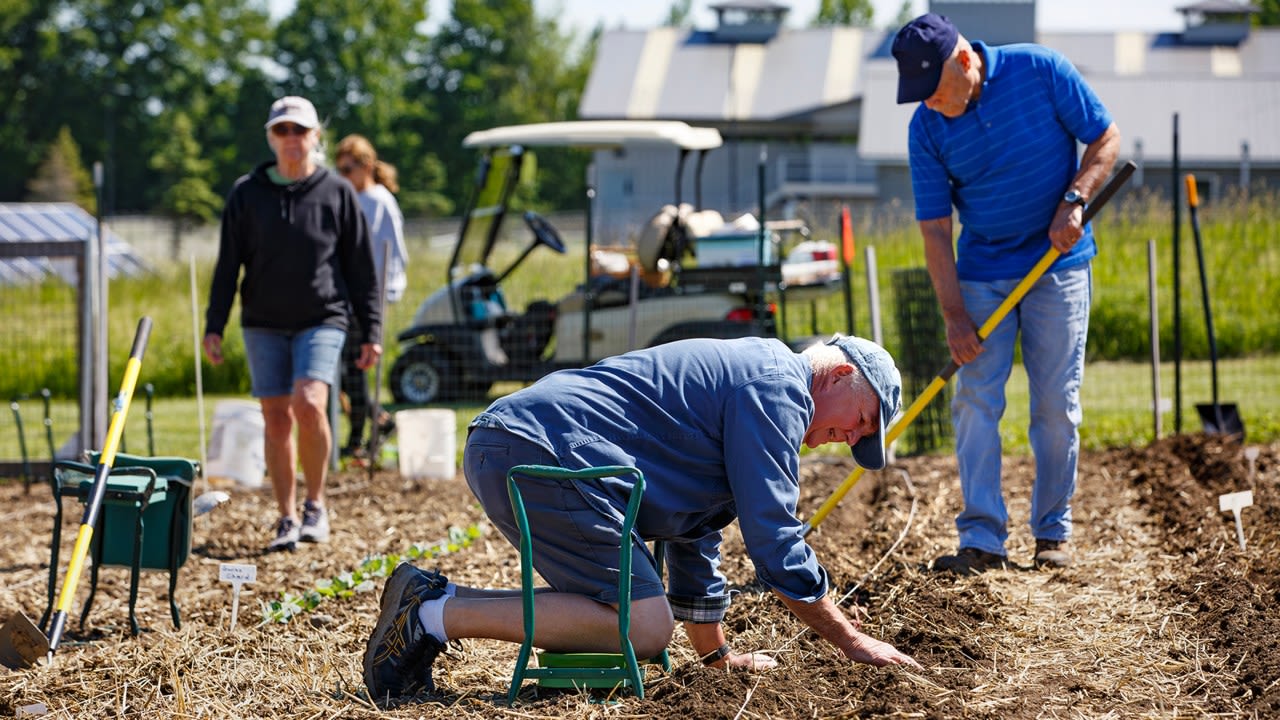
[826,335,902,470]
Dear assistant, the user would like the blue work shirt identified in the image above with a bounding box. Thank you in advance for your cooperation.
[470,337,829,620]
[908,42,1114,281]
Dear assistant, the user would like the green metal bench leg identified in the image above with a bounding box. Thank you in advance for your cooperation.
[40,490,66,632]
[506,464,657,704]
[168,501,183,629]
[126,513,145,637]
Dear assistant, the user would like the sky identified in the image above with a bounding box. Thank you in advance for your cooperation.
[268,0,1190,34]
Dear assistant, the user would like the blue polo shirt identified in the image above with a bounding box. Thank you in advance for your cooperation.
[908,42,1114,281]
[471,337,829,617]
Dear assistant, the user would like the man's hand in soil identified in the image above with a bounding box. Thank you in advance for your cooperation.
[723,650,779,671]
[845,631,921,668]
[778,592,922,669]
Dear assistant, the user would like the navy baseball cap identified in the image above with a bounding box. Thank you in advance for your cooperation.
[826,335,902,470]
[892,13,959,104]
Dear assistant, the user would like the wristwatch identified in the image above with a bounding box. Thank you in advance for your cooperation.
[1063,188,1087,207]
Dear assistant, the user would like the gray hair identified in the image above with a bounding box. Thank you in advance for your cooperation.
[803,341,873,398]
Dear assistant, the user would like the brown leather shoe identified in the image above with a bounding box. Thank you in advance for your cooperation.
[932,547,1008,576]
[1034,539,1072,569]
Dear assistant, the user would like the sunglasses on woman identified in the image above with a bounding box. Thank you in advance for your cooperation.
[337,161,362,175]
[270,123,311,137]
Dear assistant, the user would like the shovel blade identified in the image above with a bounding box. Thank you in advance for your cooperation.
[1197,403,1244,441]
[193,490,231,517]
[0,612,49,670]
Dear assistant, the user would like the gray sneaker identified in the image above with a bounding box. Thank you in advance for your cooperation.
[268,516,301,552]
[299,500,330,543]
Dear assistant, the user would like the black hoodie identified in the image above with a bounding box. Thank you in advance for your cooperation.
[205,161,381,345]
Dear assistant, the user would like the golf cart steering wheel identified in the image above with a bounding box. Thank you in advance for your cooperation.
[522,211,567,255]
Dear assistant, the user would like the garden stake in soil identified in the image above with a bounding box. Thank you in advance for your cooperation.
[1219,490,1253,551]
[804,161,1136,536]
[367,241,392,480]
[0,316,152,670]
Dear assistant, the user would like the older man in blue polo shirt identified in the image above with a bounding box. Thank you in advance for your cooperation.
[362,335,921,700]
[892,13,1120,574]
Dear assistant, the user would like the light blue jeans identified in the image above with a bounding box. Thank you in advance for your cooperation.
[951,265,1091,556]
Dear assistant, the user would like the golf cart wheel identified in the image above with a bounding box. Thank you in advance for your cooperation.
[389,346,453,404]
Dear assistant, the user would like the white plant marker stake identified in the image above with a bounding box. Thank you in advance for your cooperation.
[1218,491,1253,551]
[219,563,257,630]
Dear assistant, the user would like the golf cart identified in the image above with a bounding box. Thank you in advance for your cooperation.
[387,120,842,405]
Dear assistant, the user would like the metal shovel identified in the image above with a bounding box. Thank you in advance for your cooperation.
[1184,174,1244,440]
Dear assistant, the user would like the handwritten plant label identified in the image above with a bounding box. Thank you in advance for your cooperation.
[219,563,257,630]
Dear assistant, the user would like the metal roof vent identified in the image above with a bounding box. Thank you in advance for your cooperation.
[710,0,789,44]
[1177,0,1259,45]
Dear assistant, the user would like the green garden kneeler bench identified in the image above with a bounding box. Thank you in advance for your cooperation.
[41,453,198,637]
[505,464,670,704]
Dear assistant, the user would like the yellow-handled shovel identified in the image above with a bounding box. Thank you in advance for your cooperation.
[803,162,1136,536]
[0,316,152,669]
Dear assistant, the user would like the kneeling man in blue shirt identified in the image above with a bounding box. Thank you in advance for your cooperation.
[363,335,920,700]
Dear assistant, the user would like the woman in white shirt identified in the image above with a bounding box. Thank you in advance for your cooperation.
[335,134,408,460]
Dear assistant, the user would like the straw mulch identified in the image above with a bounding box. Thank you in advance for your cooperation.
[1,434,1275,719]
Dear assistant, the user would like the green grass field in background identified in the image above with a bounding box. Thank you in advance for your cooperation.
[0,190,1276,479]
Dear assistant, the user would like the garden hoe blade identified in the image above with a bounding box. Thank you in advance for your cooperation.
[804,161,1136,536]
[0,317,152,670]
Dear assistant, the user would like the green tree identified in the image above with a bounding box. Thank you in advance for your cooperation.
[813,0,874,26]
[149,111,222,260]
[273,0,455,215]
[891,0,916,27]
[665,0,694,27]
[0,1,70,203]
[0,0,273,211]
[1257,0,1280,25]
[417,0,593,212]
[27,126,97,213]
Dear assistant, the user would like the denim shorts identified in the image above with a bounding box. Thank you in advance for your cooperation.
[463,426,666,605]
[241,326,346,398]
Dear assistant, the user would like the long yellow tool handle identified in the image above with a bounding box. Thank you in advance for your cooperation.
[47,316,153,654]
[803,162,1136,535]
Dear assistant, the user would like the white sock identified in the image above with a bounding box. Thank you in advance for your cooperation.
[445,582,457,596]
[417,594,450,643]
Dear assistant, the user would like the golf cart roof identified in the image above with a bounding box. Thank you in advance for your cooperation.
[463,120,723,151]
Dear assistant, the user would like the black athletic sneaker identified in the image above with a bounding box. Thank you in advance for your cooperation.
[932,547,1008,576]
[363,564,450,700]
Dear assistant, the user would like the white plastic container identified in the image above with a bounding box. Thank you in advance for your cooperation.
[696,231,776,267]
[206,399,266,489]
[396,408,457,480]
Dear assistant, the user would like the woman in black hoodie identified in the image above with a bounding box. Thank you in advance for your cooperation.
[203,96,381,552]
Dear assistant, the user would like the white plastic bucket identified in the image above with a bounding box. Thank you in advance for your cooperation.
[396,408,457,480]
[206,399,266,489]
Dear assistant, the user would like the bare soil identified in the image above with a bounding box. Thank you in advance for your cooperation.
[1,433,1276,719]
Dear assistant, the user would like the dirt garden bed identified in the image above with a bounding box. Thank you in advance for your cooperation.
[1,434,1275,718]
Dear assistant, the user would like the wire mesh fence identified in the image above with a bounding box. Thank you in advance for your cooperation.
[1,193,1275,484]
